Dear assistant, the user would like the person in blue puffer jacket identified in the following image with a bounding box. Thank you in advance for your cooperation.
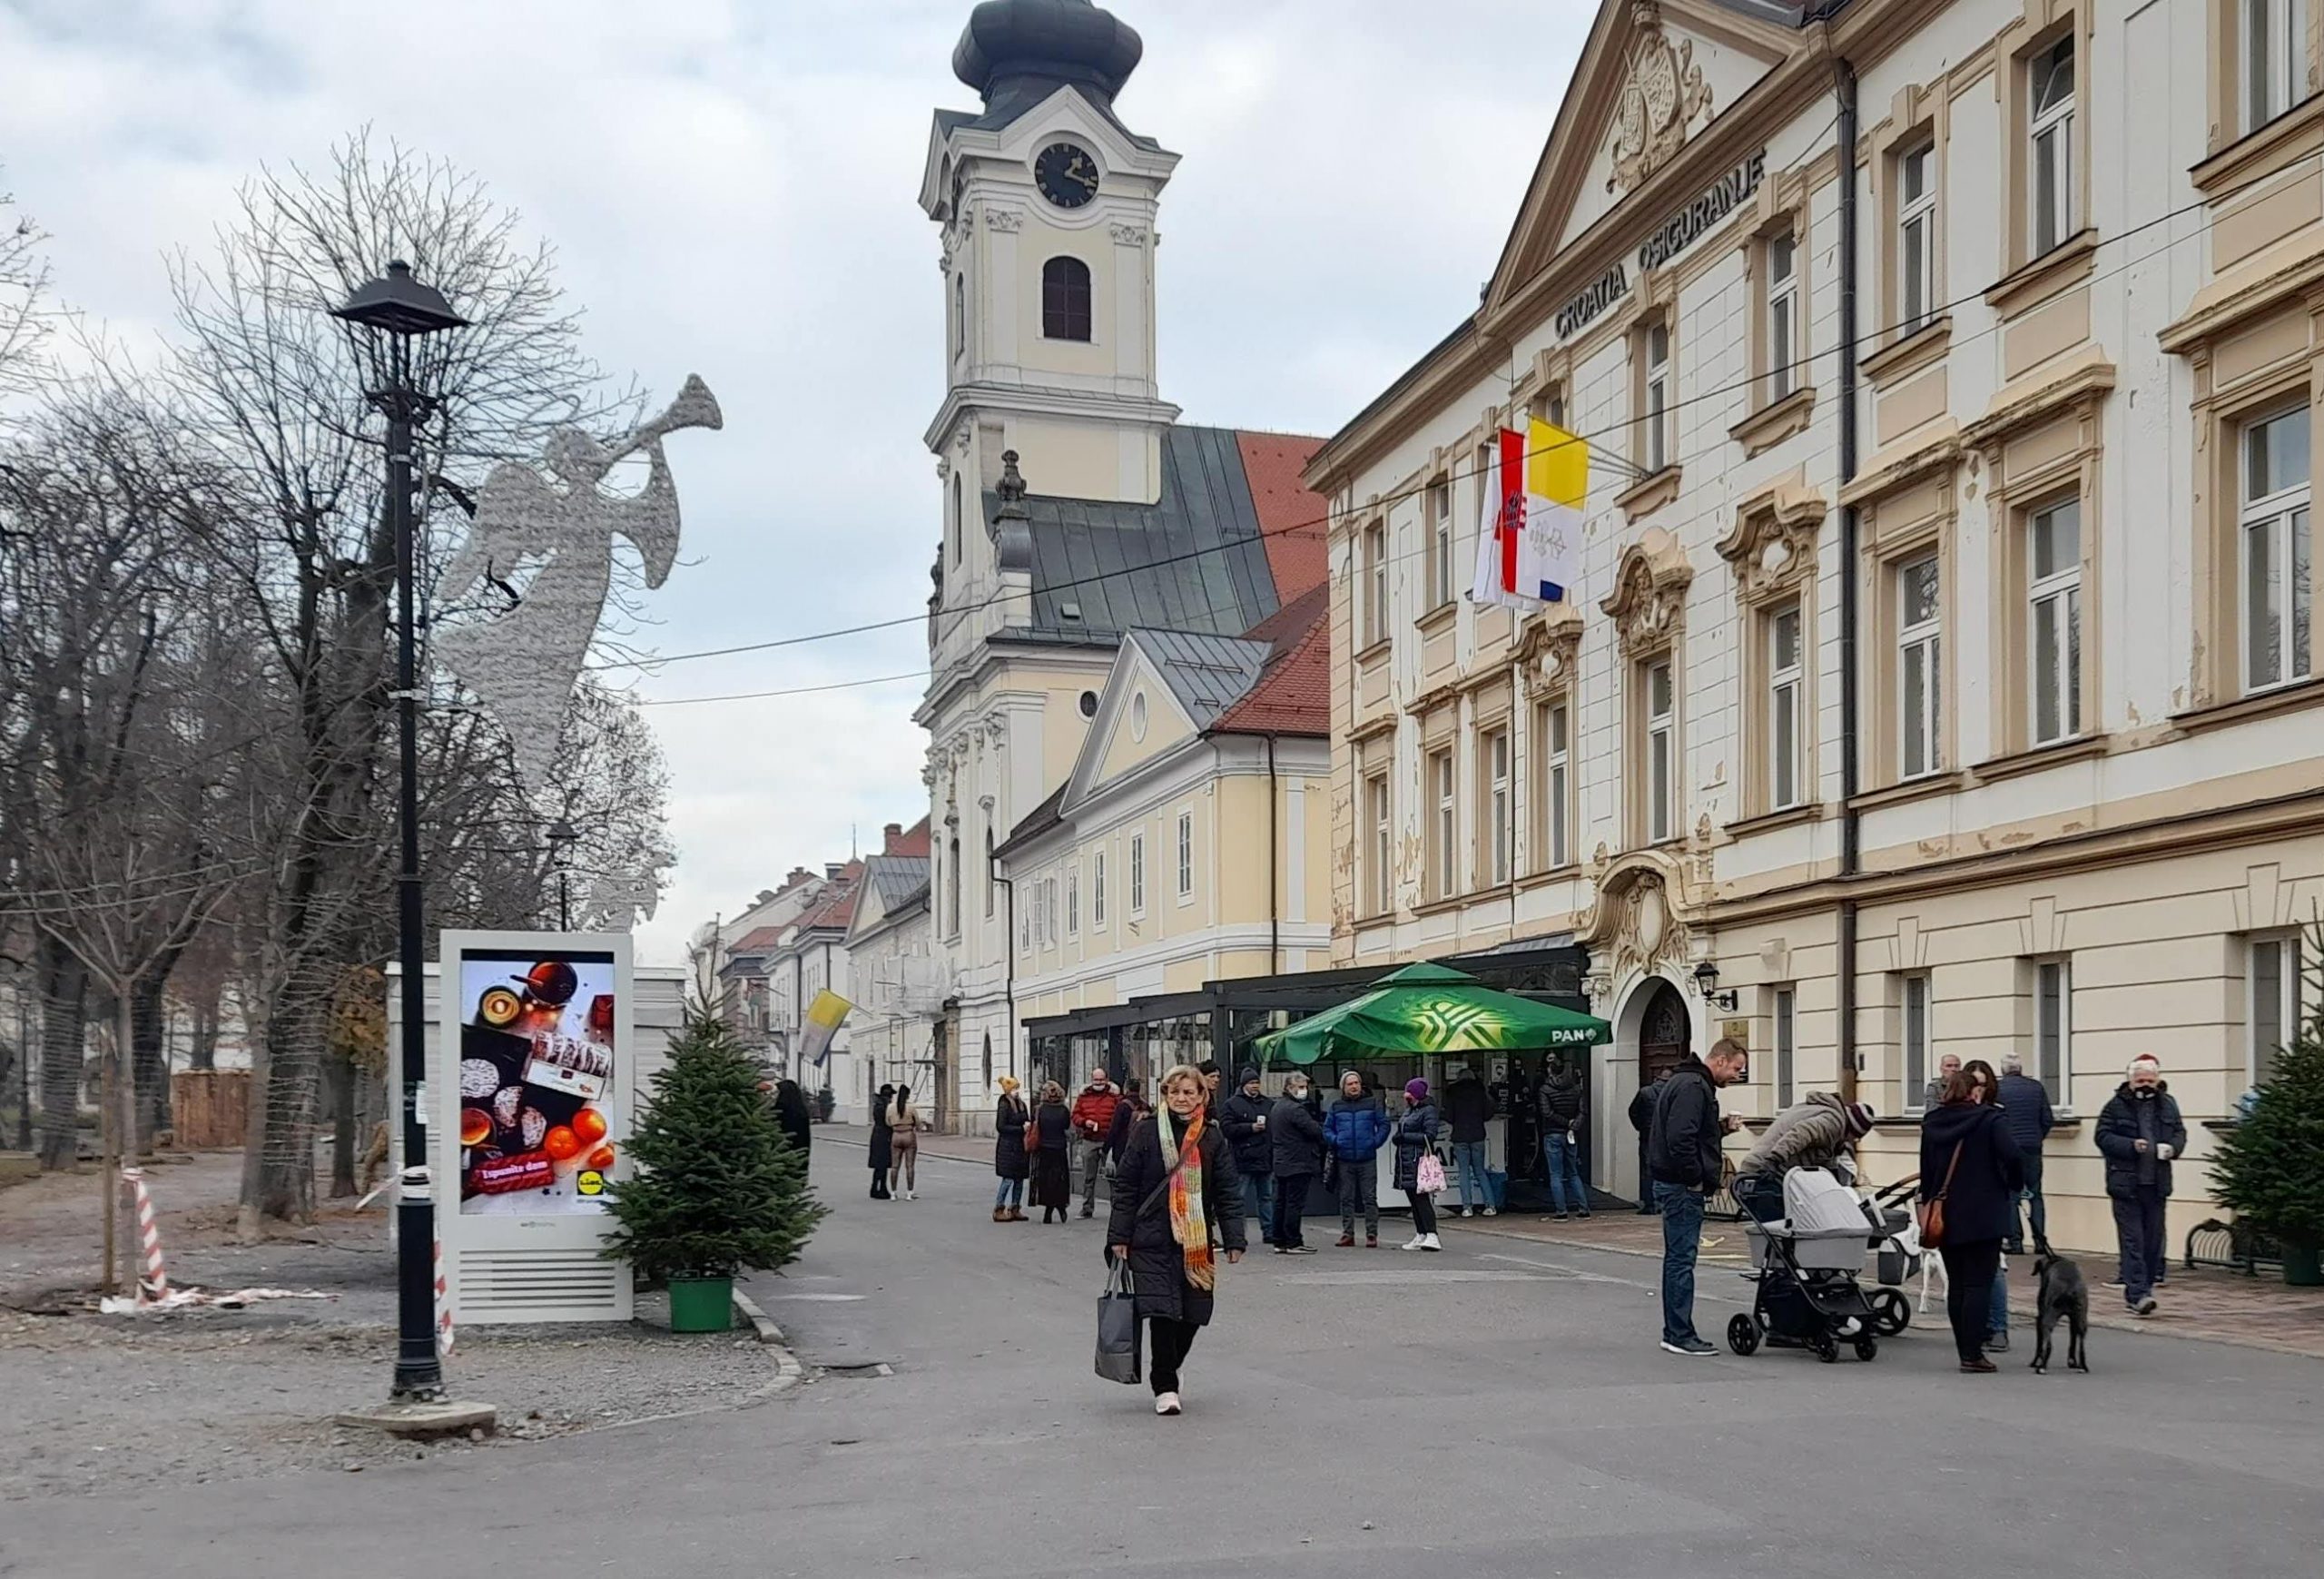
[1324,1071,1392,1247]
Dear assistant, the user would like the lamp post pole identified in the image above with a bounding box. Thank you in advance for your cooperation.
[547,818,578,933]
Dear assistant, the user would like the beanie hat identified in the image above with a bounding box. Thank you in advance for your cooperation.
[1237,1065,1260,1084]
[1405,1078,1430,1101]
[1844,1101,1876,1137]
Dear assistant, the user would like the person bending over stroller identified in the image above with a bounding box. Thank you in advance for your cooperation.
[1734,1094,1877,1225]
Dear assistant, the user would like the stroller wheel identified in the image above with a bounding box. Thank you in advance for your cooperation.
[1854,1334,1880,1362]
[1814,1335,1839,1363]
[1727,1314,1761,1357]
[1868,1289,1911,1337]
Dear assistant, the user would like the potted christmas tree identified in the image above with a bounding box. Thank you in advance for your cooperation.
[2211,934,2324,1287]
[604,1009,825,1330]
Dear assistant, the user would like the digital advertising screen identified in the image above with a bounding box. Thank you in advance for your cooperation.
[453,947,618,1215]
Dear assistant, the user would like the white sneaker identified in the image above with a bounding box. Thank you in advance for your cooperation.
[1482,1207,1498,1218]
[1420,1234,1443,1251]
[1399,1236,1424,1251]
[1154,1392,1182,1416]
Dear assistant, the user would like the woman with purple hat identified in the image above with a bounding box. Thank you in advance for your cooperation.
[1393,1078,1445,1252]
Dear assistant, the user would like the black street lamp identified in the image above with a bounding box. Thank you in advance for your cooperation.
[546,818,578,933]
[1692,959,1740,1014]
[331,260,468,1406]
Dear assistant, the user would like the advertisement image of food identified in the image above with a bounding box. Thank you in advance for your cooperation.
[455,950,616,1215]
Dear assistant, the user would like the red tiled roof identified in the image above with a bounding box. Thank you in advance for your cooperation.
[794,861,863,932]
[728,926,783,955]
[1212,596,1330,737]
[885,815,931,857]
[1235,430,1328,603]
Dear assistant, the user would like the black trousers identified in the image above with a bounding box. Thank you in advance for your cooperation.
[1148,1316,1199,1395]
[1940,1239,2003,1362]
[1407,1189,1438,1235]
[870,1166,890,1198]
[1274,1174,1313,1248]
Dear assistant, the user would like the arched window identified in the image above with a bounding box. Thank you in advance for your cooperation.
[1041,256,1092,341]
[950,474,964,566]
[951,273,966,361]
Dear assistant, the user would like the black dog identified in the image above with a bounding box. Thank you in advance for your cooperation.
[2030,1236,2091,1374]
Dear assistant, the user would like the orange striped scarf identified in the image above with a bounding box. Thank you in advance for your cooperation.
[1157,1109,1215,1292]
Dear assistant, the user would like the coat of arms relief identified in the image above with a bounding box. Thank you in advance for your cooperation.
[1607,0,1715,195]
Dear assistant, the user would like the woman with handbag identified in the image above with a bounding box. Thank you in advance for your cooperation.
[1393,1078,1444,1252]
[993,1077,1031,1222]
[1107,1065,1246,1416]
[1918,1068,2025,1373]
[1029,1081,1075,1223]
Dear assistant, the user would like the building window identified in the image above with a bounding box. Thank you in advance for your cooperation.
[1903,973,1933,1110]
[1092,847,1108,927]
[950,474,965,567]
[2245,0,2306,133]
[2250,932,2303,1087]
[1128,832,1145,914]
[945,830,960,938]
[2240,403,2312,693]
[1362,520,1387,645]
[1535,698,1571,871]
[2027,498,2083,745]
[1066,867,1079,936]
[1644,658,1675,844]
[2029,35,2077,258]
[984,829,996,918]
[1897,554,1942,778]
[951,272,965,363]
[1365,772,1392,914]
[1772,986,1797,1109]
[1046,876,1059,943]
[1764,230,1798,402]
[1482,725,1512,886]
[1041,256,1091,341]
[1427,479,1454,610]
[1640,321,1672,473]
[1767,604,1803,811]
[2033,959,2073,1107]
[1898,142,1937,336]
[1531,384,1568,429]
[1429,747,1456,900]
[1176,810,1194,899]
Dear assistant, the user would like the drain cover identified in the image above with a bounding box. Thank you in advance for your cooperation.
[822,1361,894,1377]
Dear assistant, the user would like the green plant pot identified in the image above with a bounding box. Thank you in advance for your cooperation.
[667,1275,734,1332]
[2283,1241,2323,1288]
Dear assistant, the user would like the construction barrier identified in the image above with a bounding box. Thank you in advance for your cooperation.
[123,1167,169,1305]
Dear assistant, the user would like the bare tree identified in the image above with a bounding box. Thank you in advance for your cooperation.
[0,171,53,409]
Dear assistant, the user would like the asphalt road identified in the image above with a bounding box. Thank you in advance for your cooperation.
[13,1138,2322,1579]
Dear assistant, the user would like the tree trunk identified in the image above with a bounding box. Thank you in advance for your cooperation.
[250,977,324,1224]
[190,992,219,1071]
[131,973,170,1153]
[35,933,87,1171]
[327,1049,358,1199]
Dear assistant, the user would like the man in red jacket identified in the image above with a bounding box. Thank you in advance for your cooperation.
[1068,1068,1123,1219]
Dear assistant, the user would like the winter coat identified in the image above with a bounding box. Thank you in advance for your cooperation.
[1537,1071,1584,1130]
[867,1097,893,1171]
[993,1095,1030,1180]
[1029,1099,1071,1153]
[1393,1100,1441,1194]
[1738,1092,1853,1181]
[1107,1098,1147,1162]
[1919,1100,2025,1245]
[1069,1082,1121,1144]
[1324,1093,1392,1162]
[1443,1075,1493,1144]
[1995,1072,2056,1157]
[1220,1088,1275,1178]
[1105,1113,1246,1326]
[1268,1093,1326,1179]
[1627,1081,1660,1138]
[1647,1056,1724,1190]
[2095,1081,2190,1199]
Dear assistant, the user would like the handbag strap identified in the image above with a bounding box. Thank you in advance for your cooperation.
[1930,1140,1964,1201]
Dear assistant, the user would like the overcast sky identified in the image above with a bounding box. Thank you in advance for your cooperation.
[0,0,1590,965]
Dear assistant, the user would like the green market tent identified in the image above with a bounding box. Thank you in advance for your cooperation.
[1252,962,1611,1066]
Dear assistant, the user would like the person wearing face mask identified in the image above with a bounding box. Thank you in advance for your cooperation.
[1220,1066,1276,1245]
[2095,1054,2187,1317]
[1267,1072,1326,1253]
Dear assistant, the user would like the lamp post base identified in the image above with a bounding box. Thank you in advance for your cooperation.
[336,1399,500,1440]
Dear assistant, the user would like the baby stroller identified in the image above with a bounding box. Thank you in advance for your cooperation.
[1728,1168,1884,1363]
[1860,1177,1927,1337]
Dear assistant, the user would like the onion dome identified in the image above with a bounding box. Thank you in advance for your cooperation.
[951,0,1144,110]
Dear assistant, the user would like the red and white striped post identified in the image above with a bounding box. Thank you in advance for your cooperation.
[123,1168,168,1306]
[433,1239,454,1356]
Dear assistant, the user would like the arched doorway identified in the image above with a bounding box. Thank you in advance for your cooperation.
[1638,980,1692,1086]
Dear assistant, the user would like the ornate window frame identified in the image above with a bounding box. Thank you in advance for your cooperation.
[1853,446,1965,795]
[1993,0,2095,306]
[1716,475,1827,822]
[1864,79,1953,381]
[1517,610,1584,878]
[1601,529,1693,848]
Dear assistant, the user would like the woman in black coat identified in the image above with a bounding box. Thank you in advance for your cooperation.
[992,1076,1031,1222]
[1392,1079,1443,1251]
[1029,1081,1074,1222]
[867,1083,895,1199]
[1919,1069,2025,1372]
[773,1079,813,1167]
[1106,1065,1246,1415]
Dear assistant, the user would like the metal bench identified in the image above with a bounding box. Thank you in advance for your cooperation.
[2183,1217,2282,1276]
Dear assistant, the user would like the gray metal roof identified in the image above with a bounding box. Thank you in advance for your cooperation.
[1130,629,1272,731]
[989,425,1280,644]
[862,854,930,914]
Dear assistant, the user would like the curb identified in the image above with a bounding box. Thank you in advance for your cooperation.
[731,1289,806,1396]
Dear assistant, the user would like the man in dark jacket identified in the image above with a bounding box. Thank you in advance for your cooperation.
[1646,1040,1747,1356]
[1268,1072,1326,1253]
[2094,1055,2188,1316]
[1443,1066,1494,1218]
[1627,1069,1669,1215]
[1220,1066,1275,1245]
[1324,1071,1392,1247]
[1536,1060,1590,1220]
[1994,1055,2056,1254]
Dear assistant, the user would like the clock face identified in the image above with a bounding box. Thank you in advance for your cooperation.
[1034,142,1100,209]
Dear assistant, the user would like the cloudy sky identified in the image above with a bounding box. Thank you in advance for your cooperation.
[0,0,1590,964]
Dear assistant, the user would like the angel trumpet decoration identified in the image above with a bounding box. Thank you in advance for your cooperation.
[433,376,722,792]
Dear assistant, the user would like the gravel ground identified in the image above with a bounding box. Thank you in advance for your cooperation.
[0,1298,789,1501]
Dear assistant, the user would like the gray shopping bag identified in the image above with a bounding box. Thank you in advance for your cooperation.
[1095,1256,1142,1385]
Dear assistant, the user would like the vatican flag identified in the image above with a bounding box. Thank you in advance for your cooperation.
[1520,418,1587,604]
[798,989,854,1069]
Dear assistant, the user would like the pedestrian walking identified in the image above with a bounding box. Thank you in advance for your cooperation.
[993,1076,1031,1222]
[1537,1058,1590,1220]
[888,1084,923,1200]
[1922,1051,1963,1110]
[1393,1079,1443,1251]
[1107,1064,1247,1416]
[1029,1081,1075,1222]
[2095,1054,2187,1317]
[1107,1081,1149,1169]
[1646,1039,1747,1357]
[1219,1066,1275,1245]
[1069,1067,1124,1219]
[868,1082,895,1199]
[1628,1068,1669,1214]
[1268,1072,1325,1253]
[1324,1070,1390,1248]
[1995,1054,2056,1255]
[1732,1092,1876,1225]
[1919,1069,2025,1372]
[1442,1065,1494,1219]
[773,1078,812,1168]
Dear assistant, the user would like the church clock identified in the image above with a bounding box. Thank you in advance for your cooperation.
[1033,141,1100,208]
